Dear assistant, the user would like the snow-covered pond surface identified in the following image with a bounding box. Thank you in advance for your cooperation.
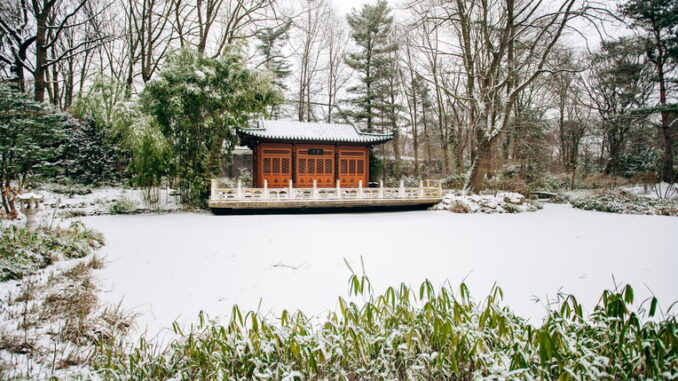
[83,204,678,337]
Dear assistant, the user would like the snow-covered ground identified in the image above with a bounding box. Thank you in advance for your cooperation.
[83,205,678,339]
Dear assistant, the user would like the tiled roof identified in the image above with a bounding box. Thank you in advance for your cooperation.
[237,120,393,144]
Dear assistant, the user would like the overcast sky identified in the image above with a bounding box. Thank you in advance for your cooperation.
[328,0,631,51]
[334,0,402,15]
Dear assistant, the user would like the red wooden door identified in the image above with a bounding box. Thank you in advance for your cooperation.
[295,145,334,188]
[338,147,368,187]
[257,144,292,188]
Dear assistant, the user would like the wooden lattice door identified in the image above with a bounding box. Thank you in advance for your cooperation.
[295,145,334,188]
[338,147,368,187]
[257,144,292,188]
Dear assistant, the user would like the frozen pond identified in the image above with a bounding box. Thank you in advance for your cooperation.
[83,204,678,337]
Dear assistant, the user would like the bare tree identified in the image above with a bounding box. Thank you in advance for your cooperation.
[0,0,106,102]
[410,0,599,192]
[324,6,350,123]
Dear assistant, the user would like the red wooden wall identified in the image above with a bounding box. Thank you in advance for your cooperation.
[254,143,368,188]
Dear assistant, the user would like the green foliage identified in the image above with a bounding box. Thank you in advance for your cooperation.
[621,0,678,62]
[510,109,552,183]
[256,19,293,91]
[571,189,678,215]
[344,0,398,132]
[62,117,121,185]
[94,278,677,380]
[0,221,104,281]
[590,38,655,177]
[108,197,138,215]
[0,84,70,217]
[69,76,132,182]
[141,49,282,207]
[122,113,172,190]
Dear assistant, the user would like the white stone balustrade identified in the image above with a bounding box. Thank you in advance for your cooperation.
[209,179,443,203]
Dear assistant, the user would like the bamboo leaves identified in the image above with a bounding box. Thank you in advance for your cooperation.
[95,280,677,380]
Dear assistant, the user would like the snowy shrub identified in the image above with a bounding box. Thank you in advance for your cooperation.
[0,222,104,281]
[93,279,677,380]
[108,197,138,214]
[42,182,93,196]
[571,190,678,216]
[441,173,466,190]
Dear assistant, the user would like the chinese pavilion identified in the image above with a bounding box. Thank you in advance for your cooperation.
[237,120,393,188]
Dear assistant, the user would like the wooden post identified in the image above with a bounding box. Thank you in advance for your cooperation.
[289,179,294,199]
[379,180,384,198]
[419,180,425,198]
[237,180,242,199]
[211,179,217,200]
[358,180,363,198]
[263,179,269,200]
[336,179,341,199]
[313,180,318,199]
[399,180,405,198]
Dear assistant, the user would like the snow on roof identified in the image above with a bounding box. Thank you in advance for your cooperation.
[237,120,393,144]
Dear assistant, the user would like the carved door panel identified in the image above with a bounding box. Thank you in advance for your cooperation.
[258,144,292,188]
[338,147,368,188]
[295,145,334,188]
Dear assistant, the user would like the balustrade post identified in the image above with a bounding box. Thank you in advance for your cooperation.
[358,180,363,198]
[336,180,341,199]
[263,179,269,200]
[211,179,217,200]
[379,180,384,198]
[419,180,425,198]
[313,180,318,199]
[438,179,443,197]
[399,180,405,198]
[237,180,243,199]
[289,180,294,199]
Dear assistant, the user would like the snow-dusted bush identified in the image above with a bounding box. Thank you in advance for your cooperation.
[94,279,676,380]
[434,191,542,213]
[0,221,104,281]
[571,189,678,216]
[108,197,138,214]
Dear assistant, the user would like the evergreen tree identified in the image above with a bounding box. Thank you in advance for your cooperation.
[256,19,293,91]
[587,38,655,176]
[0,84,69,218]
[344,0,398,133]
[621,0,678,181]
[141,49,282,206]
[62,118,119,185]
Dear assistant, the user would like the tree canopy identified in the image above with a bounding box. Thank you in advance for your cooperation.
[0,84,70,217]
[141,49,283,205]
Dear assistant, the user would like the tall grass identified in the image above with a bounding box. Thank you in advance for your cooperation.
[94,272,677,380]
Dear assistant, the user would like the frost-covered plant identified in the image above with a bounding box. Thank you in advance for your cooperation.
[108,197,138,214]
[571,190,678,216]
[0,222,104,281]
[93,274,677,380]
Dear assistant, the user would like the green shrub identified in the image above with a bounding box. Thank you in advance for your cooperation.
[42,182,93,196]
[94,278,676,380]
[441,173,466,189]
[571,190,678,216]
[108,197,137,214]
[0,222,104,281]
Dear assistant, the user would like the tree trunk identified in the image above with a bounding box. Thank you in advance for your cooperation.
[464,135,497,193]
[34,9,49,102]
[656,62,674,182]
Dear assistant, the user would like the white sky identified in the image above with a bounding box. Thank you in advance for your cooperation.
[334,0,402,15]
[330,0,632,51]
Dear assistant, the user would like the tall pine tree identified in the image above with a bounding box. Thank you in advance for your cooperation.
[344,0,398,133]
[256,20,292,118]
